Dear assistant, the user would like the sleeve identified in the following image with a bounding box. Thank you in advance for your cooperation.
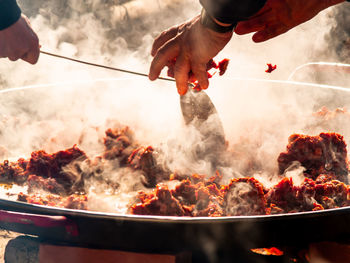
[0,0,21,30]
[199,0,267,25]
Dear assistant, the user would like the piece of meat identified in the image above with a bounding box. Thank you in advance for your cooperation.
[218,59,229,76]
[189,58,230,92]
[131,174,225,217]
[103,126,136,163]
[265,63,277,73]
[131,184,186,216]
[18,192,88,210]
[266,177,298,214]
[128,146,170,187]
[26,145,87,189]
[0,159,28,185]
[27,174,66,195]
[315,179,350,209]
[277,133,349,183]
[222,177,267,216]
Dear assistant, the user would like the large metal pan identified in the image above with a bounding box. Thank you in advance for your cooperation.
[0,78,350,262]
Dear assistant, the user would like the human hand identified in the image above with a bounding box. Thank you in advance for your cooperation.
[235,0,346,42]
[0,14,40,64]
[148,15,232,95]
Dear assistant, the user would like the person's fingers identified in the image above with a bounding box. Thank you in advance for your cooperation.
[191,62,209,90]
[21,48,40,64]
[235,12,274,35]
[167,67,175,78]
[8,55,20,61]
[149,39,180,81]
[21,34,40,64]
[151,26,179,56]
[252,24,289,42]
[174,53,190,96]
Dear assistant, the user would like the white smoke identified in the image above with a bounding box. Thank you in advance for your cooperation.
[0,0,350,214]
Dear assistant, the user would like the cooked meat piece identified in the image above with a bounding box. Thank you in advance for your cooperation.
[103,126,136,163]
[0,159,28,184]
[265,63,277,73]
[223,177,267,216]
[172,175,224,216]
[27,174,66,195]
[18,192,88,210]
[218,59,230,76]
[62,194,88,210]
[172,178,197,205]
[268,176,350,213]
[128,146,159,186]
[278,133,349,183]
[131,184,186,216]
[295,178,318,211]
[26,145,87,188]
[315,179,350,209]
[131,174,225,217]
[266,177,298,214]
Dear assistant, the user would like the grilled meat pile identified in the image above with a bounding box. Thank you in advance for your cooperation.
[1,108,350,216]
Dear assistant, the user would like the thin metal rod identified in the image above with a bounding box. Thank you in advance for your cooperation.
[40,50,175,82]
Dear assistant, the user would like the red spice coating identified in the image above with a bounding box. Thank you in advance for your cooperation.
[218,59,229,76]
[0,159,28,184]
[27,145,87,184]
[131,174,225,217]
[131,184,186,216]
[189,58,229,92]
[27,174,65,195]
[18,192,88,210]
[265,63,277,73]
[277,133,349,183]
[222,177,267,216]
[103,126,134,162]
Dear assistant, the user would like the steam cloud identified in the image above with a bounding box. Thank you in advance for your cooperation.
[0,0,350,214]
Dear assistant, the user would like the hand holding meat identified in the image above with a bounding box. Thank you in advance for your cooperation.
[0,14,40,64]
[235,0,346,42]
[148,15,232,95]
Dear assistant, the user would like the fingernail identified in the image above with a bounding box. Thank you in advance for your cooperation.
[178,87,188,96]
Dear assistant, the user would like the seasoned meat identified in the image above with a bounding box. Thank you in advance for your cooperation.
[27,174,66,195]
[131,184,186,216]
[277,133,349,183]
[223,177,267,216]
[131,174,225,217]
[103,126,135,163]
[315,179,350,209]
[27,145,87,187]
[0,158,28,184]
[128,146,167,187]
[18,192,88,210]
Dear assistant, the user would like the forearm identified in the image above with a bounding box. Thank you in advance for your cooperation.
[199,0,267,25]
[0,0,21,30]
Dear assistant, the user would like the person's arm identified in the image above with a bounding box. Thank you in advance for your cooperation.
[0,0,40,64]
[235,0,347,42]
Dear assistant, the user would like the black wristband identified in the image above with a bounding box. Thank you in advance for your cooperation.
[200,9,235,33]
[0,0,21,30]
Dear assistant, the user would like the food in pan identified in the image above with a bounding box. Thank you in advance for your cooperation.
[1,107,350,217]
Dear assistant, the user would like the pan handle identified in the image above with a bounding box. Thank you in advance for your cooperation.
[0,209,78,237]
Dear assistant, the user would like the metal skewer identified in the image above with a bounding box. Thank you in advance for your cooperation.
[40,50,175,82]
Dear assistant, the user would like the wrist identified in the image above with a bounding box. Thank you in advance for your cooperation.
[200,9,235,33]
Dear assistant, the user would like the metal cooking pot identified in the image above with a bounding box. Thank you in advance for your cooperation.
[0,77,350,262]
